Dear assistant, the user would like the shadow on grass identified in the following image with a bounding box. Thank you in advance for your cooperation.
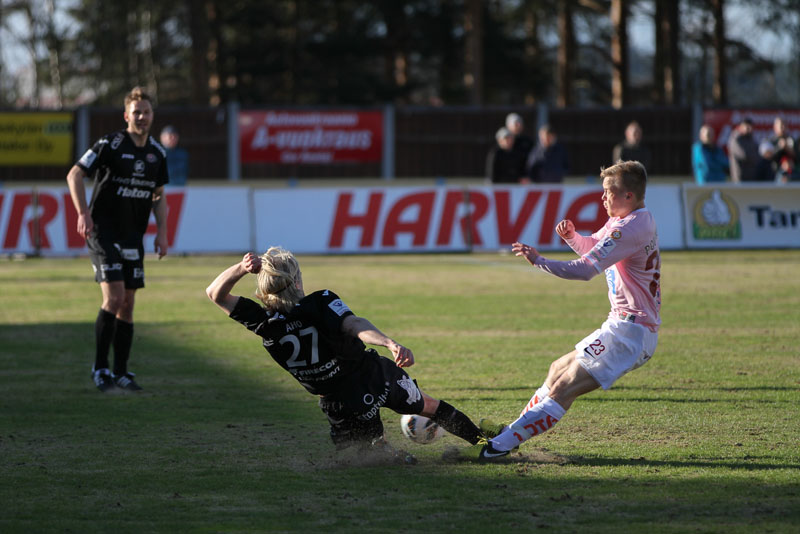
[567,454,800,472]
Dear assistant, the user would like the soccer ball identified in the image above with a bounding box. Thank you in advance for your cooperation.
[400,414,445,444]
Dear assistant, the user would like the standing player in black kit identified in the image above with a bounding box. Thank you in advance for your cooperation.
[66,86,169,392]
[206,247,484,463]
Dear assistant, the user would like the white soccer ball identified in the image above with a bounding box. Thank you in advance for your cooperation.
[400,414,445,444]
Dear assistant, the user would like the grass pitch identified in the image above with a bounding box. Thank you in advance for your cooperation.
[1,250,799,533]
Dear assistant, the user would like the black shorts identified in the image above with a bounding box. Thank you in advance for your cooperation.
[318,352,426,444]
[86,232,145,289]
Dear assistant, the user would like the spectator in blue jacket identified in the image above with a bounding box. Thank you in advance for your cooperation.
[692,125,729,184]
[525,124,569,183]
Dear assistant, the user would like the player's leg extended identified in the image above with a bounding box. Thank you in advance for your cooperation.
[491,353,599,452]
[519,352,574,416]
[419,393,482,445]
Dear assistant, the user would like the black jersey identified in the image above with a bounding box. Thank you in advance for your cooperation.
[229,290,375,395]
[76,130,169,240]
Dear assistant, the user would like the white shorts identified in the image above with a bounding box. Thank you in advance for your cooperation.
[574,318,658,390]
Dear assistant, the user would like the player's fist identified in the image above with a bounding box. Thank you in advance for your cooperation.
[242,252,261,274]
[556,219,576,240]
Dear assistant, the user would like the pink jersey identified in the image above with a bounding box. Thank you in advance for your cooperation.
[533,208,661,330]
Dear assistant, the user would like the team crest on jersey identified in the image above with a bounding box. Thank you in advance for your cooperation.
[397,377,421,405]
[146,153,157,163]
[611,230,622,239]
[328,299,351,316]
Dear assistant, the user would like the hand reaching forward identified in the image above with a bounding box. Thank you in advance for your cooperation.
[511,241,541,266]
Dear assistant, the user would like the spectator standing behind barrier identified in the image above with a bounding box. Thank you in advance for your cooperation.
[756,141,778,182]
[160,125,189,186]
[525,124,569,183]
[487,127,523,183]
[613,121,652,171]
[727,118,759,183]
[769,117,797,183]
[692,125,729,184]
[506,113,534,178]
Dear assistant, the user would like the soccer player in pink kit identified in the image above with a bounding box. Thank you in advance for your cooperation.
[464,160,661,461]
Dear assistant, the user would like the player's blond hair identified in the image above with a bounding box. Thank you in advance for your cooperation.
[254,247,302,314]
[601,160,647,201]
[124,86,152,109]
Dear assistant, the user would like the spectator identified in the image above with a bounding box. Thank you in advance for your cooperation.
[613,120,652,171]
[769,118,796,183]
[755,141,778,182]
[727,118,760,183]
[160,125,189,186]
[692,124,729,184]
[486,127,522,184]
[506,113,534,177]
[525,124,569,183]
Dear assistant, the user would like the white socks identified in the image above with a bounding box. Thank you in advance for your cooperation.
[492,395,566,452]
[520,384,550,416]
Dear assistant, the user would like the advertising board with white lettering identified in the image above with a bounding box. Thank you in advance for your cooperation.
[239,110,383,164]
[702,109,800,152]
[683,185,800,248]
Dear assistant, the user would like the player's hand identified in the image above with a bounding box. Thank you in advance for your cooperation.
[389,341,415,368]
[154,233,168,259]
[242,252,261,274]
[556,219,576,240]
[77,212,94,240]
[511,241,541,265]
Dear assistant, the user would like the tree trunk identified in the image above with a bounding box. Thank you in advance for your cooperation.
[464,0,483,105]
[187,0,210,105]
[557,0,575,107]
[711,0,727,105]
[654,0,680,105]
[610,0,628,109]
[522,5,539,105]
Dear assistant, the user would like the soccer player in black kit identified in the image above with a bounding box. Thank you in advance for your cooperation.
[206,247,484,463]
[66,86,169,392]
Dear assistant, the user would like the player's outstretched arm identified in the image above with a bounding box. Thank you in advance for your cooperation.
[206,253,261,315]
[341,316,415,368]
[512,241,541,266]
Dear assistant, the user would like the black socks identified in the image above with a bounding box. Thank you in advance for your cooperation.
[94,309,116,370]
[112,319,134,376]
[430,400,482,445]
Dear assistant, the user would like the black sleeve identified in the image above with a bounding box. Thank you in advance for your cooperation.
[313,289,355,336]
[228,296,268,334]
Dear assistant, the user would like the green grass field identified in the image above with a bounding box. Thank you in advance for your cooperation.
[1,250,799,533]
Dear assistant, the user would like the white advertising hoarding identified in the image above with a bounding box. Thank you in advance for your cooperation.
[683,185,800,249]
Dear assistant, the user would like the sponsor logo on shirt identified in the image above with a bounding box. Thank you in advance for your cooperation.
[328,298,351,316]
[110,133,124,149]
[121,153,134,159]
[589,237,617,262]
[78,150,96,168]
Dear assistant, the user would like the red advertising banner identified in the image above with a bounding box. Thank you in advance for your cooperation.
[239,110,383,164]
[702,109,800,151]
